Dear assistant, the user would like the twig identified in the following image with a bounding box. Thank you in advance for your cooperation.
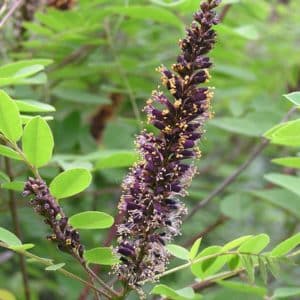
[0,0,23,29]
[184,215,229,247]
[186,106,298,221]
[4,158,31,300]
[191,268,244,291]
[0,0,8,17]
[48,45,95,73]
[219,4,232,21]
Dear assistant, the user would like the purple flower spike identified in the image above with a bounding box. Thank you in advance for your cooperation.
[115,0,220,286]
[23,177,84,260]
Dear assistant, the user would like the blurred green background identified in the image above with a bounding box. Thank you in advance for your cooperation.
[0,0,300,299]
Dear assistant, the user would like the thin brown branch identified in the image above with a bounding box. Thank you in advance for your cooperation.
[219,4,232,21]
[184,215,229,247]
[186,106,298,221]
[4,158,31,300]
[48,44,95,73]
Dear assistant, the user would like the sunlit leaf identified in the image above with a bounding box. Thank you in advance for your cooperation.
[69,211,114,230]
[189,238,202,260]
[49,168,92,199]
[151,284,196,300]
[264,173,300,197]
[84,247,119,265]
[0,145,21,160]
[22,116,54,168]
[271,233,300,257]
[0,90,22,142]
[166,244,189,261]
[0,227,22,247]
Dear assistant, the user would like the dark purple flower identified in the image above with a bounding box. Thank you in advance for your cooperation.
[115,0,220,286]
[23,177,84,260]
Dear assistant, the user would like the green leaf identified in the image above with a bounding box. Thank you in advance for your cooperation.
[52,88,110,105]
[0,227,22,247]
[49,168,92,199]
[151,284,196,300]
[258,256,268,284]
[1,181,24,191]
[273,287,300,299]
[250,189,300,219]
[189,238,202,260]
[220,194,253,220]
[264,173,300,197]
[272,157,300,169]
[0,289,16,300]
[0,145,21,160]
[15,100,55,113]
[0,59,52,87]
[22,116,54,168]
[166,244,190,261]
[21,115,53,124]
[94,150,138,169]
[108,6,183,30]
[69,211,114,230]
[0,90,22,142]
[238,234,270,254]
[218,280,267,296]
[223,235,253,251]
[84,247,119,265]
[209,112,279,137]
[150,0,187,7]
[228,255,240,270]
[45,263,65,271]
[240,255,255,283]
[0,59,52,77]
[266,257,280,278]
[283,92,300,106]
[191,246,227,279]
[271,233,300,257]
[0,171,10,183]
[265,119,300,146]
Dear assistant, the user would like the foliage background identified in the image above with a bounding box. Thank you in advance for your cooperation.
[0,0,300,299]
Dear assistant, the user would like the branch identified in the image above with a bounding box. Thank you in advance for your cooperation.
[184,215,229,247]
[186,106,298,221]
[0,0,23,29]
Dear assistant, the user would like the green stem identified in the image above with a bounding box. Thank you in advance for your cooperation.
[138,249,300,285]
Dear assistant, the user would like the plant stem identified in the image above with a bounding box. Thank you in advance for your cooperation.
[186,106,298,221]
[4,157,31,300]
[192,248,300,292]
[139,248,300,285]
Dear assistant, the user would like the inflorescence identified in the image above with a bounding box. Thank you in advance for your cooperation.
[23,177,84,260]
[115,0,220,287]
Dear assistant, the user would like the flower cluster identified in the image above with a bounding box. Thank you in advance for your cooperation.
[23,177,84,260]
[115,0,220,286]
